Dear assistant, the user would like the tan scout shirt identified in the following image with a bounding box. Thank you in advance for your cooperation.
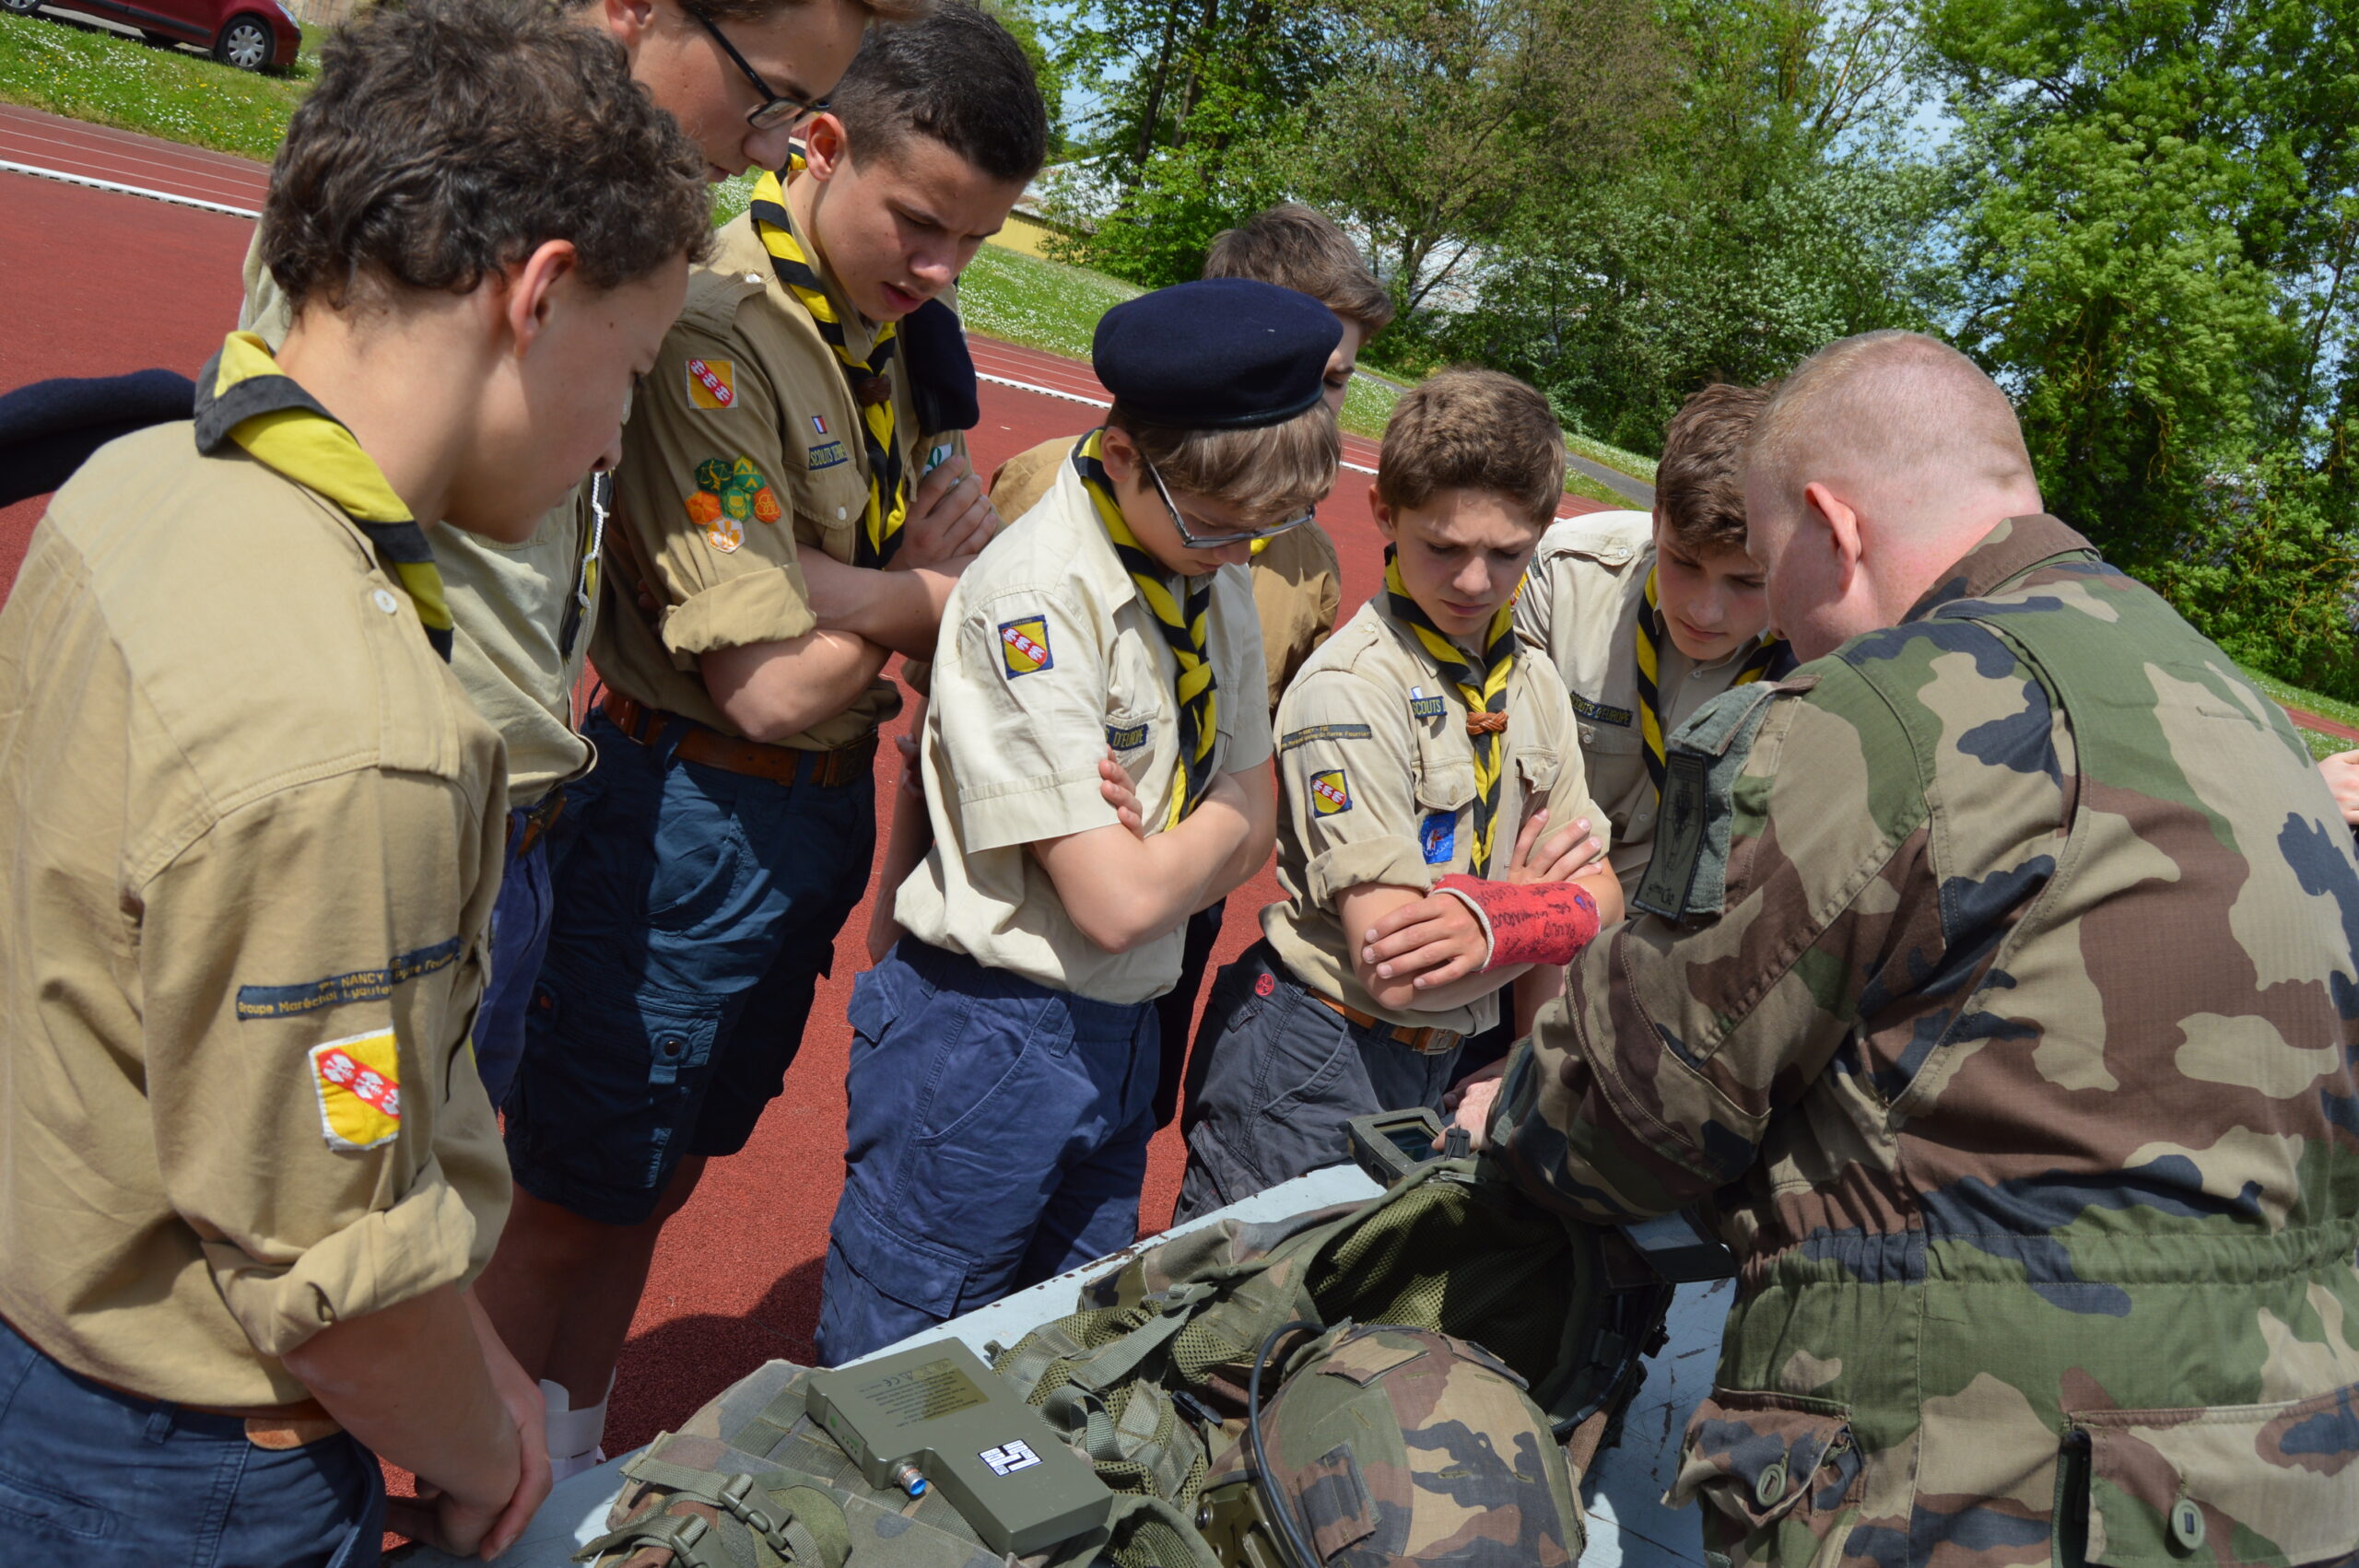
[990,435,1343,716]
[1262,596,1603,1036]
[895,455,1273,1004]
[602,210,966,747]
[241,234,594,803]
[0,426,510,1407]
[1514,509,1757,895]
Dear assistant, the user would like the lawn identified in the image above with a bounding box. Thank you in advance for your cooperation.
[0,9,316,163]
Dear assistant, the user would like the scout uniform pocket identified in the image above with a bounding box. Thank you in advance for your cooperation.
[1671,1390,1862,1560]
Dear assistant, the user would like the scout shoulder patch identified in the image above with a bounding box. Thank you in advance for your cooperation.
[309,1028,402,1152]
[1107,721,1149,750]
[687,456,781,554]
[685,357,735,410]
[999,615,1053,677]
[1279,722,1374,755]
[1420,810,1456,864]
[1310,768,1354,816]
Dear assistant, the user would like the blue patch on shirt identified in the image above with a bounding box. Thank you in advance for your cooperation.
[808,439,850,472]
[1420,811,1456,864]
[1570,692,1633,728]
[1410,695,1447,721]
[1107,722,1149,750]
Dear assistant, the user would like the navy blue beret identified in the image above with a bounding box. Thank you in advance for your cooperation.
[1093,279,1341,430]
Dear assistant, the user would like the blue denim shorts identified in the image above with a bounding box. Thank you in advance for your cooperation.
[0,1320,382,1568]
[504,712,876,1225]
[816,940,1159,1364]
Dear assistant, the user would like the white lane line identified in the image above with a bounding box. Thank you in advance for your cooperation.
[0,159,257,217]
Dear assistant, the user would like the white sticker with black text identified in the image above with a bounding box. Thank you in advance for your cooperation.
[980,1441,1041,1476]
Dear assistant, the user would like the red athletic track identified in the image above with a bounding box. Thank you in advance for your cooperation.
[0,156,1611,1478]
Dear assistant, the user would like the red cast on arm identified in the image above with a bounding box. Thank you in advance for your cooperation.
[1434,874,1602,971]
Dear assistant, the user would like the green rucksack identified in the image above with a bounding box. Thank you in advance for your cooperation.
[579,1158,1687,1568]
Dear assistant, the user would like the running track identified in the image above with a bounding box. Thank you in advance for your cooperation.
[0,126,1614,1480]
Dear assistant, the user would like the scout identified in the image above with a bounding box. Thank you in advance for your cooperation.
[815,279,1340,1363]
[1174,369,1624,1221]
[981,202,1395,1129]
[1513,382,1787,898]
[1473,331,2359,1562]
[236,0,910,1113]
[0,2,709,1561]
[477,5,1047,1473]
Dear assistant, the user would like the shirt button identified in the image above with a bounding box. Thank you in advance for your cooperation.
[2169,1500,2204,1551]
[836,506,848,521]
[1752,1460,1787,1508]
[370,589,400,614]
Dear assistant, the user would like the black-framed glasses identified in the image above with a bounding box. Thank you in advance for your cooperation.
[1145,457,1314,551]
[689,8,827,133]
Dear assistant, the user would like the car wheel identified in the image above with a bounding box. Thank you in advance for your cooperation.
[0,0,44,17]
[212,13,269,69]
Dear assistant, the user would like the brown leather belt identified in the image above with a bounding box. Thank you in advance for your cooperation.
[603,691,877,788]
[1309,990,1464,1055]
[509,784,568,857]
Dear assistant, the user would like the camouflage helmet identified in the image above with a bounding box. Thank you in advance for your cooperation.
[1194,1325,1583,1568]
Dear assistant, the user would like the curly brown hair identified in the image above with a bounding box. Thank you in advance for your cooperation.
[1377,369,1565,529]
[262,0,711,315]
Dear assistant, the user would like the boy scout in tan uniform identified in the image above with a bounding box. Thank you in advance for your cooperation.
[1177,369,1622,1221]
[0,0,710,1559]
[480,6,1049,1480]
[817,277,1334,1363]
[1514,384,1785,896]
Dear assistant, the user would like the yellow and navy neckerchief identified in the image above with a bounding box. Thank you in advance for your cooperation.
[194,331,452,660]
[748,170,908,568]
[1074,430,1217,830]
[1383,546,1515,878]
[1634,565,1784,800]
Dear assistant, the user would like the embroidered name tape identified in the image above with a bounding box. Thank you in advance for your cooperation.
[1279,722,1374,754]
[999,615,1052,677]
[1410,695,1447,720]
[1310,769,1353,816]
[685,357,735,410]
[237,937,461,1020]
[1107,722,1149,750]
[1571,692,1634,728]
[310,1028,402,1152]
[809,439,850,472]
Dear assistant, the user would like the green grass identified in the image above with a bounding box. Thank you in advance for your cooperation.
[0,10,314,164]
[2240,669,2359,759]
[1566,430,1657,484]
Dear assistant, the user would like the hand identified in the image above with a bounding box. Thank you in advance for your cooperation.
[1099,749,1146,837]
[892,453,997,569]
[1440,1058,1504,1114]
[464,1294,550,1559]
[1442,1073,1503,1152]
[1502,808,1604,885]
[387,1488,512,1562]
[2322,750,2359,826]
[893,730,923,805]
[1360,891,1490,989]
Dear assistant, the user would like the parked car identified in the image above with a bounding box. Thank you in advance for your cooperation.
[1,0,300,71]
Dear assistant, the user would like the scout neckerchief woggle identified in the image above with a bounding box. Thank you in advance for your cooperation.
[1384,547,1513,877]
[747,170,909,568]
[1074,430,1216,830]
[193,331,452,660]
[1633,566,1784,800]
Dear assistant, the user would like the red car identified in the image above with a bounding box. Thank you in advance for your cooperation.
[4,0,300,71]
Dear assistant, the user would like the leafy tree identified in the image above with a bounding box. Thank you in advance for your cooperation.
[984,0,1070,153]
[1924,0,2359,696]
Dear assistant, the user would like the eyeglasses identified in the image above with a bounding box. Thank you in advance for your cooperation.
[689,8,828,133]
[1144,458,1315,551]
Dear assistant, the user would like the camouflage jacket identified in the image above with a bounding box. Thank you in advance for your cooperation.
[1492,515,2359,1566]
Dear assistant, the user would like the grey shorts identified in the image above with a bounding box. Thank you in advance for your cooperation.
[1174,940,1461,1223]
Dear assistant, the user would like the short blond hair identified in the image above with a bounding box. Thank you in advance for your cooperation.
[1109,402,1341,530]
[1745,331,2034,519]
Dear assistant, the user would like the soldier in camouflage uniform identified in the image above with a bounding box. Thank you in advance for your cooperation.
[1466,330,2359,1565]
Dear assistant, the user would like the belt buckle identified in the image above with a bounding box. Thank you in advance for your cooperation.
[1410,1026,1462,1056]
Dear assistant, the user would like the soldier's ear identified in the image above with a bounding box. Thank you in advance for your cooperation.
[1802,480,1863,586]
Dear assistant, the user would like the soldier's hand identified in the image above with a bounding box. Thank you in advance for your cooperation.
[894,453,998,569]
[1502,807,1604,885]
[1361,892,1489,989]
[1099,749,1146,837]
[1442,1074,1502,1152]
[2320,750,2359,826]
